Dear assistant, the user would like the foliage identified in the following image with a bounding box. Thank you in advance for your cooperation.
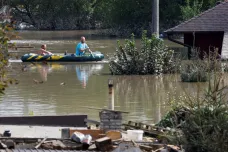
[93,0,152,36]
[156,106,189,128]
[8,0,222,34]
[180,49,223,82]
[109,31,175,75]
[10,0,94,30]
[180,60,208,82]
[180,0,221,21]
[94,0,221,35]
[158,60,228,152]
[0,23,18,93]
[181,74,228,152]
[180,0,203,20]
[159,0,184,31]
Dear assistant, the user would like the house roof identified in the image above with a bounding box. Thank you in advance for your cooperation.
[165,1,228,33]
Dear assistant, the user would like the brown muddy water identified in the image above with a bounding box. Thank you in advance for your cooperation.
[1,30,209,124]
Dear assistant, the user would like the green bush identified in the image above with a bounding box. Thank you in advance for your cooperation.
[159,71,228,152]
[109,31,176,75]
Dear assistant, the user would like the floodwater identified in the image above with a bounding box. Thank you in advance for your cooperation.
[0,30,208,124]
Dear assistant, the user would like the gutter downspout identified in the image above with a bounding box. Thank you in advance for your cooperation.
[167,33,192,59]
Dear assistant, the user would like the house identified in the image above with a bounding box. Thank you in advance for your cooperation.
[165,1,228,59]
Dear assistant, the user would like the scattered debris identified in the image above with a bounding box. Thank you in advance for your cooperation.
[0,109,183,151]
[35,137,47,149]
[0,141,7,149]
[3,130,11,137]
[4,139,15,149]
[123,121,172,138]
[88,144,96,151]
[60,82,65,85]
[82,134,92,145]
[71,131,85,143]
[106,130,122,140]
[42,140,66,150]
[33,79,44,84]
[113,141,142,152]
[95,137,113,151]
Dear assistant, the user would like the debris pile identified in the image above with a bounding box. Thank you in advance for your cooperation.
[0,110,182,151]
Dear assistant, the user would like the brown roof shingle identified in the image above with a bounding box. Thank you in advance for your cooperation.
[165,1,228,33]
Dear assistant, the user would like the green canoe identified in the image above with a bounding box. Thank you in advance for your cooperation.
[21,51,104,62]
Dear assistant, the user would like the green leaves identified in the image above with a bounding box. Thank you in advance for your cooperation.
[109,30,175,75]
[11,0,94,30]
[0,23,17,94]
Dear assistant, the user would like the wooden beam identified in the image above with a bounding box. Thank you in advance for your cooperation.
[35,137,47,149]
[80,106,129,114]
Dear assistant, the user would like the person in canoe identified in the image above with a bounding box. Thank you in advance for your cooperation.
[37,44,53,55]
[76,36,93,56]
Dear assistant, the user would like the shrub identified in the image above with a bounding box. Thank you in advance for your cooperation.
[159,71,228,152]
[180,49,223,82]
[109,31,175,75]
[180,60,208,82]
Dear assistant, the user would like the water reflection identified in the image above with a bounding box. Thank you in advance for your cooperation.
[37,64,51,82]
[6,61,228,122]
[75,64,103,88]
[114,75,184,123]
[27,63,104,88]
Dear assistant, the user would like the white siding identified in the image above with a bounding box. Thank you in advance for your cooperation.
[221,32,228,59]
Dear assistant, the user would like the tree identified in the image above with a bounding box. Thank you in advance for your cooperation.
[180,0,203,20]
[0,23,18,93]
[180,0,221,21]
[10,0,94,30]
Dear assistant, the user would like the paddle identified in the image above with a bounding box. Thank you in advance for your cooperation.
[84,48,95,58]
[90,50,95,58]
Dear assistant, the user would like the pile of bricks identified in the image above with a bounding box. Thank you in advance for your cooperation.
[99,110,122,131]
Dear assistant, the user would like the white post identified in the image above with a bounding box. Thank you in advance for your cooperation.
[152,0,159,37]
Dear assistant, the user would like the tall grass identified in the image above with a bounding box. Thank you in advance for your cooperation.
[180,48,224,82]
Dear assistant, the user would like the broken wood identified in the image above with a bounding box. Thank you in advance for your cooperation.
[88,144,96,151]
[52,140,67,149]
[35,137,47,149]
[0,141,7,149]
[95,137,112,151]
[131,140,138,147]
[139,145,153,151]
[106,130,122,140]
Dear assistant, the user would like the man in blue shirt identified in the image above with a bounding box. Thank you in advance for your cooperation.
[76,36,92,56]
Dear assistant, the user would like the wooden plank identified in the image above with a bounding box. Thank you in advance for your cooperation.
[123,121,170,131]
[35,137,47,149]
[0,115,87,127]
[80,106,129,113]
